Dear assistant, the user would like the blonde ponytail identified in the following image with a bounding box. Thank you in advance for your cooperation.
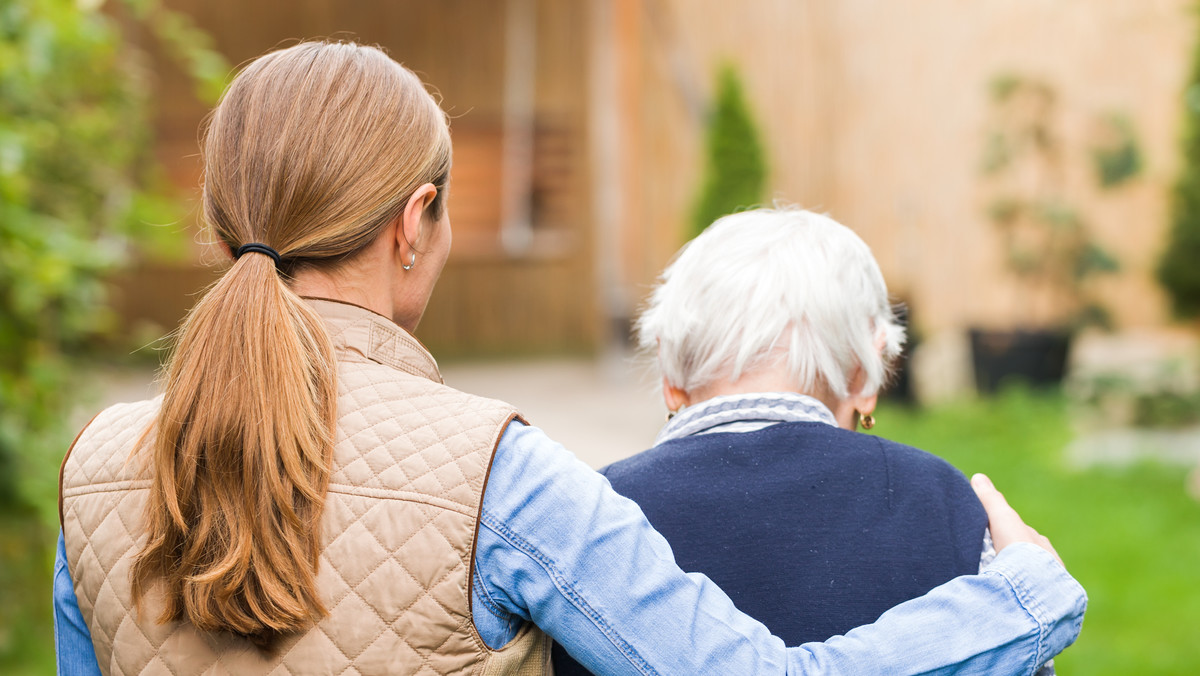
[132,41,451,647]
[134,252,335,645]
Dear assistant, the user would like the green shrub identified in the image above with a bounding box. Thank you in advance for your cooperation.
[1159,28,1200,318]
[690,64,767,239]
[0,0,225,519]
[1,0,148,514]
[0,2,225,666]
[1091,112,1143,188]
[980,74,1122,332]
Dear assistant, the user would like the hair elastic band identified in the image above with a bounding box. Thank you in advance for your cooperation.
[235,242,282,267]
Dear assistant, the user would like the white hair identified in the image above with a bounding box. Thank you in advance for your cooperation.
[637,206,906,400]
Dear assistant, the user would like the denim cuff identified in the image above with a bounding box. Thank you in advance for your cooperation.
[984,543,1088,671]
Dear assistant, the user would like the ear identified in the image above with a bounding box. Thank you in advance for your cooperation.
[855,391,879,418]
[662,377,690,413]
[397,183,439,257]
[834,364,879,430]
[853,330,888,417]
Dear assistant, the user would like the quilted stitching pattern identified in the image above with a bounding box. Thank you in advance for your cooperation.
[61,303,549,675]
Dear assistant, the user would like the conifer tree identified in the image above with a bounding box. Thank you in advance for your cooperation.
[690,65,767,239]
[1159,33,1200,318]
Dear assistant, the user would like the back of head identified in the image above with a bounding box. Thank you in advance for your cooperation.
[203,40,451,264]
[637,206,905,401]
[132,41,451,648]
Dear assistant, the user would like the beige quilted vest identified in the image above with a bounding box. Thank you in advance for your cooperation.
[60,299,551,675]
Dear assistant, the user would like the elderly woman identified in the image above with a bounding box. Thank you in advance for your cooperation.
[54,43,1082,675]
[554,206,1052,673]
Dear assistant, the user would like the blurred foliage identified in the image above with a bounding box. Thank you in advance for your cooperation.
[878,389,1200,675]
[1159,30,1200,319]
[121,0,229,103]
[981,73,1123,333]
[1069,361,1200,429]
[0,0,226,668]
[1,0,142,513]
[0,0,226,517]
[690,64,766,239]
[1132,390,1200,428]
[1090,113,1142,188]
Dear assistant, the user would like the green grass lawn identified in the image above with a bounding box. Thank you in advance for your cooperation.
[3,388,1196,673]
[878,389,1200,675]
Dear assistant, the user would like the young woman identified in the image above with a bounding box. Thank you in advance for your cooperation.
[54,41,1083,675]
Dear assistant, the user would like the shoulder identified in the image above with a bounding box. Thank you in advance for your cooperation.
[338,358,517,416]
[867,434,973,487]
[600,442,675,481]
[84,396,163,433]
[69,396,162,462]
[61,396,163,495]
[760,424,973,491]
[865,435,984,532]
[334,359,519,443]
[327,366,520,498]
[486,421,620,529]
[494,422,588,481]
[603,423,975,500]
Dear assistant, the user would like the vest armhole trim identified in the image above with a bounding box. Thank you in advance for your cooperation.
[466,411,521,653]
[59,411,101,530]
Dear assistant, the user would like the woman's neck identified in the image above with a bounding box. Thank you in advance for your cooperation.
[287,229,414,330]
[290,267,393,321]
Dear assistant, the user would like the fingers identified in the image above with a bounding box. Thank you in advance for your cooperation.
[971,473,1064,567]
[971,473,1021,545]
[1025,525,1062,565]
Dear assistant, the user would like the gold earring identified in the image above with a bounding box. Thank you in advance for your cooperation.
[859,413,875,430]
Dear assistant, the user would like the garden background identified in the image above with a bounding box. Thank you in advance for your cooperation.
[3,0,1200,673]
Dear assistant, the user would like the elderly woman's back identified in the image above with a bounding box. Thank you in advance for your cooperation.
[553,207,994,672]
[597,402,985,644]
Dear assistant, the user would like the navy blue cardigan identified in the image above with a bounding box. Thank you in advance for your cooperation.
[552,421,987,674]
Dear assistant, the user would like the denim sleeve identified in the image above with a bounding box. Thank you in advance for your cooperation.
[474,422,1086,675]
[53,531,102,676]
[980,530,1056,676]
[787,544,1084,674]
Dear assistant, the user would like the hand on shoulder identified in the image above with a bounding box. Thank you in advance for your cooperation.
[970,473,1063,567]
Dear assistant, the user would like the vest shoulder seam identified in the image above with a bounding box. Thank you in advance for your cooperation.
[62,479,151,497]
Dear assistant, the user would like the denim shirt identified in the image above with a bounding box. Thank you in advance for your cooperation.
[55,420,1085,675]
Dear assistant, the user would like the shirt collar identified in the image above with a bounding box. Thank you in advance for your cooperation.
[656,391,838,445]
[303,297,443,384]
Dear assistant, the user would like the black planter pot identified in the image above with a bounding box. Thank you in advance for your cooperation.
[969,328,1071,394]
